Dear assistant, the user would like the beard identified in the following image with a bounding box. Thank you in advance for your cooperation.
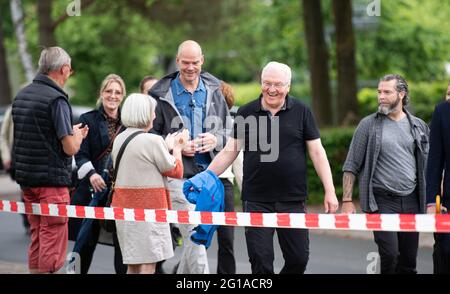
[378,94,401,115]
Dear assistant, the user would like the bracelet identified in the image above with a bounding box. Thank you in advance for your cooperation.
[342,200,353,203]
[86,169,96,179]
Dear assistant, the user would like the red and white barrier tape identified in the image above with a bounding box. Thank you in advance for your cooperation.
[1,200,450,232]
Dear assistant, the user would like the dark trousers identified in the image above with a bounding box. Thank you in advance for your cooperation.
[372,188,420,274]
[243,200,309,274]
[70,181,126,274]
[217,179,236,274]
[77,220,127,274]
[433,233,450,274]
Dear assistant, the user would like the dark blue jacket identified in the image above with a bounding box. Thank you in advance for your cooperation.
[68,106,123,241]
[426,101,450,207]
[72,106,123,206]
[183,170,224,248]
[76,107,122,175]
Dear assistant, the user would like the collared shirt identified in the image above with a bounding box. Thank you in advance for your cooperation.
[260,100,287,119]
[171,74,210,170]
[232,95,320,202]
[343,109,429,213]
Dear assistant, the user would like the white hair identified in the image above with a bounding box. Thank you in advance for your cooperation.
[37,47,71,74]
[121,93,157,129]
[261,61,292,85]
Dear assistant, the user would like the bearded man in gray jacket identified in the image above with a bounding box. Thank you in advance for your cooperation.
[342,74,429,274]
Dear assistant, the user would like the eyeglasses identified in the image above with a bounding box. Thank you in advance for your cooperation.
[64,64,75,76]
[104,89,123,96]
[262,81,288,90]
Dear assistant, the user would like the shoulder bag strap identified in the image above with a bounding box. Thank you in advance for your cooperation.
[110,130,145,187]
[94,124,124,163]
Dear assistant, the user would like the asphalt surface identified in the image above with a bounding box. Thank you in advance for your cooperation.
[0,174,434,274]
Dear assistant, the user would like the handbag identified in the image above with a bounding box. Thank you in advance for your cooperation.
[99,130,145,233]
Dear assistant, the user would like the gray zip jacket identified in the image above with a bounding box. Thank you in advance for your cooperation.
[343,109,429,213]
[149,71,232,178]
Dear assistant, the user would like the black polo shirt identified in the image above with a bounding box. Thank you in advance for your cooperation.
[232,95,320,202]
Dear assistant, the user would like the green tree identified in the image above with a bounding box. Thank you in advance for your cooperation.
[0,16,12,105]
[333,0,358,126]
[303,0,333,127]
[54,1,162,104]
[356,0,450,82]
[207,0,308,84]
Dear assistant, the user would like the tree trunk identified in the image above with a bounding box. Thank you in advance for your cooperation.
[0,19,12,105]
[302,0,333,127]
[38,0,56,47]
[10,0,35,83]
[333,0,359,126]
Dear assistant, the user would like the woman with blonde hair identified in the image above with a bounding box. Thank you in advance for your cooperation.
[69,73,128,274]
[111,93,188,274]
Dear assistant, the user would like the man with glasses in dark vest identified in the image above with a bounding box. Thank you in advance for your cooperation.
[12,47,88,274]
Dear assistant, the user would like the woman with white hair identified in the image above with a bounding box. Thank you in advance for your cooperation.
[111,93,188,274]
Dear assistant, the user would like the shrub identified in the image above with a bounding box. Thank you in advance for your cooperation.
[306,127,357,205]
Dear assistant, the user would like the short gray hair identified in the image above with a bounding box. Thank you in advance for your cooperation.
[121,93,157,129]
[261,61,292,85]
[379,74,410,106]
[37,47,71,75]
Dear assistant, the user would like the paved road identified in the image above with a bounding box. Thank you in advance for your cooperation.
[0,174,433,274]
[0,211,433,274]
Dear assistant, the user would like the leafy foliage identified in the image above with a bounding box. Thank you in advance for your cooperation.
[54,2,162,105]
[306,127,356,204]
[356,0,450,82]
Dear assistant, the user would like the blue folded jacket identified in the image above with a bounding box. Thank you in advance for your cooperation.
[183,170,224,249]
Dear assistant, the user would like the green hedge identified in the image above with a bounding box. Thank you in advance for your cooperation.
[229,81,449,206]
[233,80,449,124]
[306,127,356,205]
[232,127,356,208]
[306,81,449,205]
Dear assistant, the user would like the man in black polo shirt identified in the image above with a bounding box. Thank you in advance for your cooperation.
[208,61,338,274]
